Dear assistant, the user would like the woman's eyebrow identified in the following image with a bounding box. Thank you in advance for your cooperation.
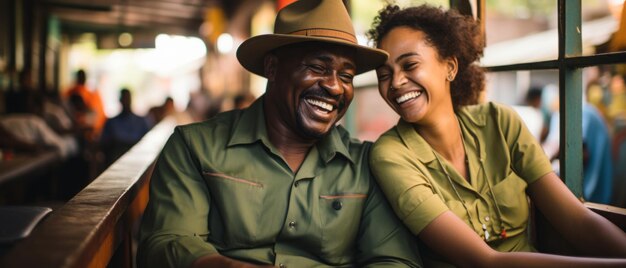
[394,52,420,64]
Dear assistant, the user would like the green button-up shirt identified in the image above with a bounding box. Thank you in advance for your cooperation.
[138,97,422,268]
[370,102,554,266]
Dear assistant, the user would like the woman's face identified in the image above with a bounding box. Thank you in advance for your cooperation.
[376,26,456,124]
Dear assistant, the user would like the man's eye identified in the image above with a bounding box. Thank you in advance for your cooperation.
[339,73,354,83]
[307,64,325,73]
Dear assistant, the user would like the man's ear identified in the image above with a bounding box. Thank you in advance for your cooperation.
[264,54,278,82]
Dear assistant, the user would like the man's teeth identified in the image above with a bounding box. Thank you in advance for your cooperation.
[306,99,333,112]
[396,91,422,104]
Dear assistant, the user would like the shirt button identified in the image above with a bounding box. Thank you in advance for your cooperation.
[332,200,342,210]
[279,263,286,268]
[485,216,490,222]
[288,221,296,228]
[294,181,299,187]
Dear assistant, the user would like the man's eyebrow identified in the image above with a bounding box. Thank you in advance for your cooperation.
[394,52,419,64]
[343,60,356,71]
[313,54,356,71]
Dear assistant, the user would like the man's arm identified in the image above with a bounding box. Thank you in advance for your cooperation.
[138,128,273,268]
[137,128,219,268]
[354,165,423,267]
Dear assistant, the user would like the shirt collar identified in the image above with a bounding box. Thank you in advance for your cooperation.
[227,96,269,147]
[317,124,354,165]
[227,95,354,165]
[396,105,487,165]
[397,119,436,164]
[457,105,487,127]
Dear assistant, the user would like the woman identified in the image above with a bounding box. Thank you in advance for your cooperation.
[368,4,626,267]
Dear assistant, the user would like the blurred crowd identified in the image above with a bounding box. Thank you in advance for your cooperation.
[515,66,626,207]
[0,69,248,204]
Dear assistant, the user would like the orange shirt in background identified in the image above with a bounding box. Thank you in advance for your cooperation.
[66,84,107,141]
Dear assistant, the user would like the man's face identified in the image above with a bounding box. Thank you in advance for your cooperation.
[266,43,356,139]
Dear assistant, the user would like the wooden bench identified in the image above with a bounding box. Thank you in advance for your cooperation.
[2,115,625,266]
[0,118,176,268]
[535,202,626,255]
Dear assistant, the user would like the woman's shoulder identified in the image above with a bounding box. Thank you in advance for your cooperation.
[371,125,406,154]
[459,101,520,123]
[460,101,513,114]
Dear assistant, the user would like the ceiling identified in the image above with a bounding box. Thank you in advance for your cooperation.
[41,0,248,39]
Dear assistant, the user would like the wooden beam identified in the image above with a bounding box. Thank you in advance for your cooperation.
[0,118,177,268]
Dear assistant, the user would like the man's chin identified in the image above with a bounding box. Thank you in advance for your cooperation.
[301,128,327,139]
[296,117,333,139]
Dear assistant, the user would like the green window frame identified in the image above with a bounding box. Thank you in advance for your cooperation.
[480,0,626,197]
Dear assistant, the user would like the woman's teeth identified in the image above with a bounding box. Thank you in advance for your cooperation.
[396,91,422,104]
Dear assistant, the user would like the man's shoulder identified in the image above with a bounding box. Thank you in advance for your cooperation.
[176,109,241,137]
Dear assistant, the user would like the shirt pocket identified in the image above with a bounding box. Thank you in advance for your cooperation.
[202,171,265,247]
[491,171,529,228]
[318,193,367,263]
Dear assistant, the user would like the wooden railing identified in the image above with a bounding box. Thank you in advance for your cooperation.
[0,117,177,268]
[586,203,626,232]
[535,202,626,255]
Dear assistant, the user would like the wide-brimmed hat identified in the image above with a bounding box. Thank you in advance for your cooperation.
[236,0,388,77]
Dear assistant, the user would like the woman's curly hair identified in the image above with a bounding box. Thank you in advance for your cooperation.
[368,4,485,109]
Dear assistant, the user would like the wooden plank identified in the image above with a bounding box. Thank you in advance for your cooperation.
[0,118,176,268]
[535,202,626,255]
[0,151,60,185]
[586,202,626,232]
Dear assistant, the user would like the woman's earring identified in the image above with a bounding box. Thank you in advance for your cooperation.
[447,73,454,81]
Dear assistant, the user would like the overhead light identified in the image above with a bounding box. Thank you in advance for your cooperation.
[217,33,233,54]
[118,32,133,47]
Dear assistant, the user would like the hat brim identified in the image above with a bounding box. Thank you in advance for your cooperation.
[236,34,388,77]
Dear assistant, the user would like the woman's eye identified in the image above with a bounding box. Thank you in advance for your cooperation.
[377,73,390,81]
[403,62,417,70]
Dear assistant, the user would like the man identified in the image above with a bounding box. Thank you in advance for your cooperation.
[65,69,106,141]
[0,89,78,160]
[138,0,422,267]
[100,88,151,165]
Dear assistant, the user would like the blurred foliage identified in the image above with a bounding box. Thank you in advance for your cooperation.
[352,0,449,34]
[486,0,556,18]
[486,0,610,18]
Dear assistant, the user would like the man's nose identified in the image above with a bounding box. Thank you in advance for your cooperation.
[320,73,343,96]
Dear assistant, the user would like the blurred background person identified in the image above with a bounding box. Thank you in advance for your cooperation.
[100,88,150,166]
[609,74,626,130]
[512,86,545,141]
[147,97,175,126]
[0,90,77,160]
[582,101,614,204]
[65,69,106,141]
[541,83,614,204]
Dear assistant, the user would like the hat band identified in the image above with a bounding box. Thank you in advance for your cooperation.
[289,28,357,44]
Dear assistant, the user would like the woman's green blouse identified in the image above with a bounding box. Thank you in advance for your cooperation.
[370,102,554,258]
